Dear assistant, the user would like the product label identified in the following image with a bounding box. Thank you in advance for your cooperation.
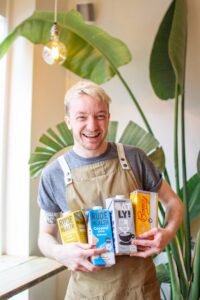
[57,210,87,244]
[87,209,115,267]
[106,196,137,254]
[130,190,158,237]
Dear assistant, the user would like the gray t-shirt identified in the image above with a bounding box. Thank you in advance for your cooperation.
[38,142,162,213]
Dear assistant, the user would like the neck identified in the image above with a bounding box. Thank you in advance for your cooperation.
[73,141,108,158]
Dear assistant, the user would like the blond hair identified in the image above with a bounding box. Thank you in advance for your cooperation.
[64,80,111,115]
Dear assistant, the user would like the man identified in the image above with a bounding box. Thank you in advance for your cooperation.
[38,80,184,299]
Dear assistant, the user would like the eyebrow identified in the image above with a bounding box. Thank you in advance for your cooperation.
[75,110,108,115]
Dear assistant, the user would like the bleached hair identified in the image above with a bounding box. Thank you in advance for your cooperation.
[64,80,111,115]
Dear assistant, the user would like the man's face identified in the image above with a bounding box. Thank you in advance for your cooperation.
[65,94,110,158]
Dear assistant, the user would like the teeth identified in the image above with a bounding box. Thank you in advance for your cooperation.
[83,133,100,138]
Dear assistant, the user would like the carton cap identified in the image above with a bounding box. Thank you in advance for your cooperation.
[115,195,126,199]
[93,206,102,210]
[62,210,72,216]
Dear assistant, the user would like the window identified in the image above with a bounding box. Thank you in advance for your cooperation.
[0,14,8,254]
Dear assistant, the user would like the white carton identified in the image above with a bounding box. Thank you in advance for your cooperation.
[106,195,137,255]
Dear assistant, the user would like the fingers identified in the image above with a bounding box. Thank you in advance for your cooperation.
[80,258,105,272]
[130,247,158,258]
[132,238,154,247]
[80,247,107,260]
[138,227,158,239]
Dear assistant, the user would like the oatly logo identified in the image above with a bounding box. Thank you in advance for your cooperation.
[118,210,131,218]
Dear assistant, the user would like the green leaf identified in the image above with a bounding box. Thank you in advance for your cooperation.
[119,121,159,152]
[118,121,165,173]
[170,237,189,296]
[148,147,165,174]
[150,0,187,99]
[56,123,74,145]
[179,173,200,221]
[0,10,131,84]
[29,123,74,177]
[106,121,118,142]
[168,0,187,94]
[39,134,63,151]
[188,230,200,300]
[156,263,171,284]
[166,246,184,300]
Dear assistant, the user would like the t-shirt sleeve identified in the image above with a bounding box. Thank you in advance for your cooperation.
[139,151,162,192]
[38,170,61,213]
[125,145,163,192]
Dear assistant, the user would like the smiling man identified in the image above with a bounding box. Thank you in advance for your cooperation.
[37,80,184,300]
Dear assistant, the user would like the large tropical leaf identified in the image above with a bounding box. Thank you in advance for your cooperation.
[188,230,200,300]
[150,0,187,99]
[29,120,165,178]
[179,173,200,221]
[119,121,165,172]
[156,263,170,284]
[29,122,73,178]
[0,10,131,84]
[106,121,118,142]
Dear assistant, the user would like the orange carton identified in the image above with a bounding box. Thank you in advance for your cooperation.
[130,190,158,237]
[57,210,87,244]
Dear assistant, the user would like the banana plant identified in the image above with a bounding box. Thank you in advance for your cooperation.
[29,120,165,178]
[1,2,199,299]
[0,9,156,137]
[150,0,200,299]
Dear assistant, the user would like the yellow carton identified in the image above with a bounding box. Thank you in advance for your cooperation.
[130,190,158,237]
[57,210,87,244]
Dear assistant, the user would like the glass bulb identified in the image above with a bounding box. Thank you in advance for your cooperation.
[42,23,67,65]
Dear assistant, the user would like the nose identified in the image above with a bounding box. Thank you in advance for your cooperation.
[87,116,98,131]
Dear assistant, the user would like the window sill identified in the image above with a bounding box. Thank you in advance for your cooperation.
[0,255,66,299]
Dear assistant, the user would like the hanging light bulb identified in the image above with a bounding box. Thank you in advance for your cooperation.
[42,0,67,65]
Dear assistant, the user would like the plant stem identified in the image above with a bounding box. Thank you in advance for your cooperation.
[115,70,171,185]
[166,245,183,300]
[174,83,180,194]
[181,91,191,279]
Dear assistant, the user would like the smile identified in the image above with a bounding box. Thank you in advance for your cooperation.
[82,132,101,138]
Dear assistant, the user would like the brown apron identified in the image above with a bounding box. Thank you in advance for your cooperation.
[59,144,160,300]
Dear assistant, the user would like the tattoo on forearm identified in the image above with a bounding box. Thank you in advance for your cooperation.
[45,212,60,224]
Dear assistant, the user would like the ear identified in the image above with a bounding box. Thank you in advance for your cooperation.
[64,115,71,130]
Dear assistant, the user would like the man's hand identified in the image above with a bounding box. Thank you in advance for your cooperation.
[53,242,107,272]
[130,227,173,258]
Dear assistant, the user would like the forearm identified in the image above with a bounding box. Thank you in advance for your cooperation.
[159,180,184,240]
[164,198,184,239]
[38,232,61,260]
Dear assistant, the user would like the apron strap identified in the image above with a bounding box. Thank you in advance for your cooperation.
[57,155,72,186]
[116,143,130,170]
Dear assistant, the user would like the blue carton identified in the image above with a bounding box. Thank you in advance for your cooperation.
[87,207,115,267]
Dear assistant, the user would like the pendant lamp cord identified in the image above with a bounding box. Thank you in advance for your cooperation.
[54,0,58,23]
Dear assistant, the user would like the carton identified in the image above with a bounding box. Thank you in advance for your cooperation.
[130,190,158,237]
[57,210,87,244]
[87,207,115,267]
[106,195,137,254]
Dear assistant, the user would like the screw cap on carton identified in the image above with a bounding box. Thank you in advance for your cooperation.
[93,206,102,210]
[62,210,72,216]
[115,195,126,199]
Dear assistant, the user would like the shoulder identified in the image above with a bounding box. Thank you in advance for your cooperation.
[42,157,62,178]
[123,144,146,160]
[41,154,67,184]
